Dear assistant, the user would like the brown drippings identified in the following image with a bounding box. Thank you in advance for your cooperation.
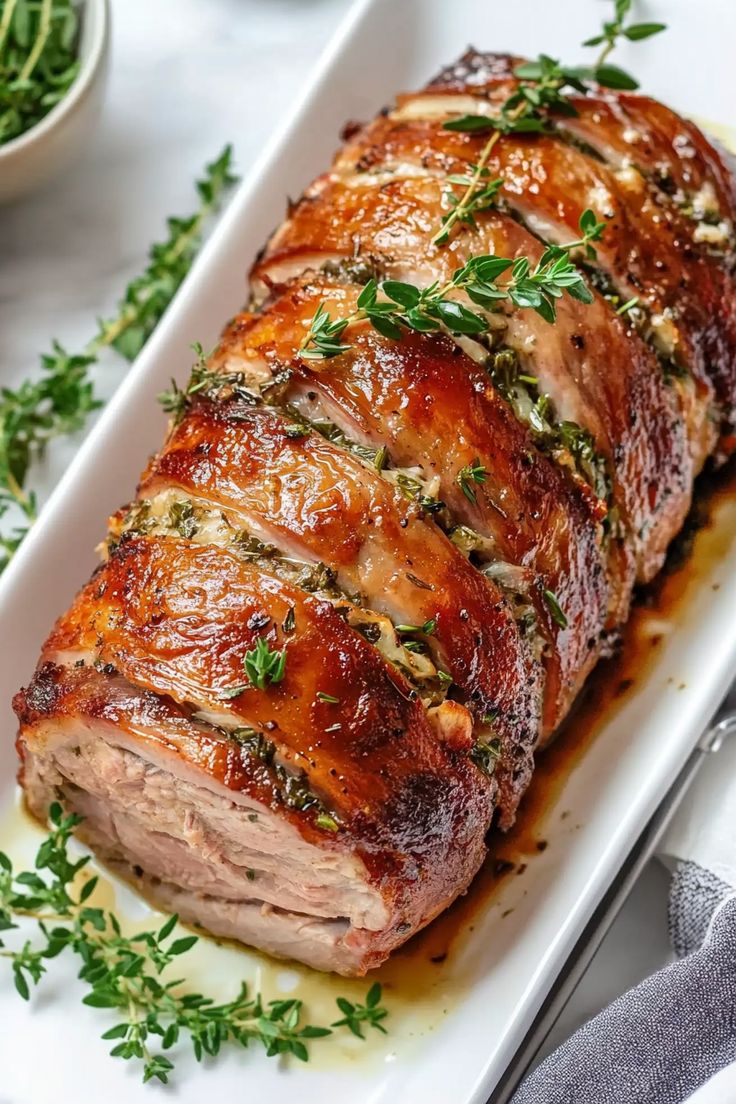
[377,455,736,978]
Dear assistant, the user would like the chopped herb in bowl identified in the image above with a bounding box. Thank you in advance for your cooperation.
[0,0,83,147]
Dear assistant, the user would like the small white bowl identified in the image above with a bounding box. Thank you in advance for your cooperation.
[0,0,110,204]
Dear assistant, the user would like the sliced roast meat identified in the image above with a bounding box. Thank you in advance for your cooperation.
[14,49,736,975]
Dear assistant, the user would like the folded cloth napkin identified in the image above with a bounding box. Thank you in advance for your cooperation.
[510,707,736,1104]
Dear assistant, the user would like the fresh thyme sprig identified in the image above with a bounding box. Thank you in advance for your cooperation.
[220,635,288,699]
[0,803,389,1084]
[333,985,388,1038]
[300,210,605,360]
[158,342,226,427]
[435,2,666,243]
[434,168,503,247]
[435,57,586,244]
[0,146,237,573]
[456,459,488,504]
[0,0,81,146]
[583,0,666,90]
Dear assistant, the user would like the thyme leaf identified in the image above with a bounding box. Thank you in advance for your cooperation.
[316,691,340,704]
[583,0,666,87]
[542,587,568,629]
[456,459,488,504]
[243,635,287,691]
[331,982,388,1038]
[470,737,502,777]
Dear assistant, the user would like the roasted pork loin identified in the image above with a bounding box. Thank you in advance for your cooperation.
[15,50,736,974]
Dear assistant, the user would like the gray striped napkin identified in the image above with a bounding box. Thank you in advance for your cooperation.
[511,708,736,1104]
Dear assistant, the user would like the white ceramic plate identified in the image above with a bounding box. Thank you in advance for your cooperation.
[2,2,736,1102]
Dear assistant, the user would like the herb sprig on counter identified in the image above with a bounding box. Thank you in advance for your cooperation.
[0,0,81,146]
[299,209,605,360]
[0,803,388,1085]
[0,146,237,573]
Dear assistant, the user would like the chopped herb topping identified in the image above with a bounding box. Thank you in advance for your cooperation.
[489,348,610,506]
[232,531,279,559]
[296,561,339,595]
[373,444,389,471]
[157,344,229,425]
[230,728,274,761]
[315,813,339,832]
[168,500,198,540]
[542,588,568,629]
[406,572,433,591]
[229,729,326,815]
[394,471,445,514]
[316,691,340,704]
[470,737,502,776]
[395,619,437,636]
[615,296,640,316]
[456,459,488,504]
[282,606,296,634]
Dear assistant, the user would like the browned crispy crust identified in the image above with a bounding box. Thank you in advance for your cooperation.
[14,50,736,972]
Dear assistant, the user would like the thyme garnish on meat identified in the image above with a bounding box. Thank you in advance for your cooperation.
[157,342,229,426]
[0,147,237,572]
[299,210,604,360]
[395,618,437,636]
[435,0,666,243]
[0,804,388,1084]
[434,169,503,247]
[470,737,502,777]
[435,56,585,245]
[456,459,488,504]
[542,587,568,629]
[220,635,287,698]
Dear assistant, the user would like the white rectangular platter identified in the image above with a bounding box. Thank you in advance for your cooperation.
[1,1,736,1102]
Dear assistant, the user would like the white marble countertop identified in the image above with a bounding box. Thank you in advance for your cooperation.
[0,0,677,1090]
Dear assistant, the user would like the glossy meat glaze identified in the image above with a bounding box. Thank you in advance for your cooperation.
[14,51,736,973]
